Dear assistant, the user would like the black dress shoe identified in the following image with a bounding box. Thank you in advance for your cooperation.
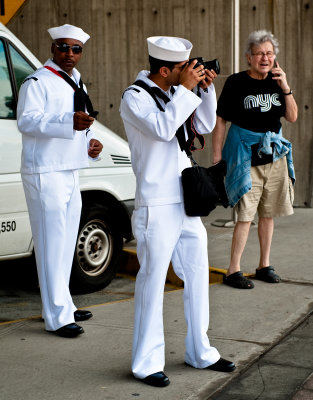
[55,323,84,338]
[140,372,170,387]
[206,358,236,372]
[74,310,93,321]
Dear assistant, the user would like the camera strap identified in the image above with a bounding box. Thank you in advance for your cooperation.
[129,80,205,157]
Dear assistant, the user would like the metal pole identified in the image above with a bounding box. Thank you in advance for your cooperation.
[233,0,240,74]
[211,0,240,228]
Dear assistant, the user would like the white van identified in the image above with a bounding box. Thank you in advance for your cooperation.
[0,23,136,293]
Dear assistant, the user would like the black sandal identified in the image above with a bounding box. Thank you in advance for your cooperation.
[223,271,254,289]
[255,266,280,283]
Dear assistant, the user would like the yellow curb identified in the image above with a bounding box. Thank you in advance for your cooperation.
[120,248,183,287]
[121,249,256,287]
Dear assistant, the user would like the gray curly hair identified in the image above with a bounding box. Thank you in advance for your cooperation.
[245,30,279,56]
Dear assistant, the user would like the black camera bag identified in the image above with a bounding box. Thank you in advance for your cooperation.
[181,159,228,216]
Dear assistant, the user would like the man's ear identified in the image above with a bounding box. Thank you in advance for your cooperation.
[51,43,55,54]
[159,66,170,78]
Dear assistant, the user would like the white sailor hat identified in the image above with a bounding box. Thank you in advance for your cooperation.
[147,36,192,62]
[47,24,90,44]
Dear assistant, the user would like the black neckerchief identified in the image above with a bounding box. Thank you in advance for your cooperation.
[44,66,98,116]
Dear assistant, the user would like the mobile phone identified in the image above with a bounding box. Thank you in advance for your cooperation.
[89,111,99,118]
[272,60,279,76]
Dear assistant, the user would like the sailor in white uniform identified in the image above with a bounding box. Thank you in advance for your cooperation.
[17,24,103,338]
[120,36,236,387]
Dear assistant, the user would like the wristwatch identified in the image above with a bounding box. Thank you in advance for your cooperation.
[283,89,293,95]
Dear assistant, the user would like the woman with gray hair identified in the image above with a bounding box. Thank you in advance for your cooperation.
[212,30,298,289]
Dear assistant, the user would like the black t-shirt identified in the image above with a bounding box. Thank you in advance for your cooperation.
[217,71,286,165]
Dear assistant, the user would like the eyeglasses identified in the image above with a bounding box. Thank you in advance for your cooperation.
[252,51,275,58]
[55,43,83,54]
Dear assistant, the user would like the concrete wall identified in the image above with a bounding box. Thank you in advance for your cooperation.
[7,0,313,206]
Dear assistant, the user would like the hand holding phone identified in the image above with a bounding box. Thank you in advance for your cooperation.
[271,60,290,93]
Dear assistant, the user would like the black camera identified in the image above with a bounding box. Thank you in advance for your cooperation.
[190,57,220,75]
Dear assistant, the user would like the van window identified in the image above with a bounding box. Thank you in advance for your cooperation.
[0,40,15,118]
[9,43,36,92]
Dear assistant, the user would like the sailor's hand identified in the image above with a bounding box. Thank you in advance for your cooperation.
[199,69,217,90]
[88,139,103,158]
[180,59,206,90]
[74,111,94,131]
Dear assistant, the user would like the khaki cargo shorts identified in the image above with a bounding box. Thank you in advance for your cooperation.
[235,156,294,222]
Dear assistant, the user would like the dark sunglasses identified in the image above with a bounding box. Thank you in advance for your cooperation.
[55,43,83,54]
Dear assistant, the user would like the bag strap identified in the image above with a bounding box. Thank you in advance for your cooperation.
[44,66,64,79]
[133,80,166,111]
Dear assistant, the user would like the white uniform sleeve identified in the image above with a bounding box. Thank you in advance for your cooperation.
[17,79,75,140]
[86,127,95,141]
[120,84,202,142]
[86,128,101,161]
[192,84,217,134]
[84,83,99,148]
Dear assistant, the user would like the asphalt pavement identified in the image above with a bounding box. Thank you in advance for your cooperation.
[0,207,312,400]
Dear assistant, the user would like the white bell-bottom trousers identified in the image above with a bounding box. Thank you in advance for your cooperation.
[22,170,81,331]
[131,203,220,379]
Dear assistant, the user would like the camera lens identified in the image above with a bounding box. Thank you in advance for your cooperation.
[190,57,220,74]
[203,59,220,75]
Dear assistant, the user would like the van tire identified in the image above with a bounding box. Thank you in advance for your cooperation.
[70,203,123,293]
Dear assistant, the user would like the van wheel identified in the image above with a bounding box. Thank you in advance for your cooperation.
[70,203,123,293]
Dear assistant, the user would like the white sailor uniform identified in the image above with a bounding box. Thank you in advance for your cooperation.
[120,70,221,378]
[17,59,94,331]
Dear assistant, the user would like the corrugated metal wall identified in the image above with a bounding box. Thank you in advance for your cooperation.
[8,0,313,206]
